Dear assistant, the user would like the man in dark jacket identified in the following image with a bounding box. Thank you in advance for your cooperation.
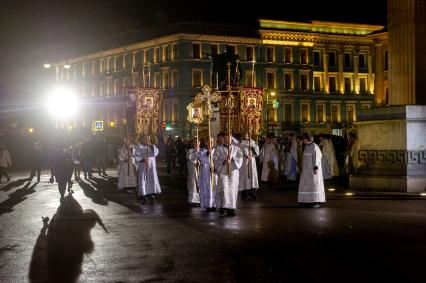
[30,142,43,182]
[50,144,74,202]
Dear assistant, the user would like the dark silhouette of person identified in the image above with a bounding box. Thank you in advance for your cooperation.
[50,144,74,202]
[29,142,43,182]
[29,195,107,283]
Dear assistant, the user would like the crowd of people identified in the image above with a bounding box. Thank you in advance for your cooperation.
[116,131,359,216]
[0,130,359,212]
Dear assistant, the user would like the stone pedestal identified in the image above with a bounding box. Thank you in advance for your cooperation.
[350,105,426,192]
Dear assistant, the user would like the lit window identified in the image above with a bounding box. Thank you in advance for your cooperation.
[192,69,203,88]
[301,104,309,123]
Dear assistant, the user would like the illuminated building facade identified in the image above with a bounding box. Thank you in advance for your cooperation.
[55,20,389,138]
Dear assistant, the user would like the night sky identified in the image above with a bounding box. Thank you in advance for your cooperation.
[0,0,387,101]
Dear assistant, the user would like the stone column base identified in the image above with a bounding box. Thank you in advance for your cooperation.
[349,105,426,193]
[350,175,426,193]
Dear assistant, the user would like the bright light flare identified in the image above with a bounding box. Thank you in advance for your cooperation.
[420,193,426,197]
[64,64,71,69]
[47,87,79,119]
[345,192,354,196]
[327,188,336,192]
[43,63,51,69]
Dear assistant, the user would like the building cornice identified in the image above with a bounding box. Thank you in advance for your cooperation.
[259,19,384,36]
[259,30,376,46]
[62,33,260,65]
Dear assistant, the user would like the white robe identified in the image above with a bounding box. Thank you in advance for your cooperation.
[259,142,278,182]
[298,142,325,203]
[321,139,340,179]
[238,139,259,191]
[213,144,243,209]
[117,146,137,189]
[134,144,161,196]
[187,148,200,204]
[198,148,215,208]
[284,137,298,181]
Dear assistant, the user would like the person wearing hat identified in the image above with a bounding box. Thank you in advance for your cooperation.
[0,144,12,183]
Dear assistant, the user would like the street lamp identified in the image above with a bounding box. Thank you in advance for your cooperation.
[266,90,276,134]
[46,86,79,120]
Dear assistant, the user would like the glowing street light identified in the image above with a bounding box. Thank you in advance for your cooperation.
[46,86,79,120]
[109,121,116,128]
[64,64,71,69]
[266,90,277,134]
[28,128,34,134]
[43,63,51,69]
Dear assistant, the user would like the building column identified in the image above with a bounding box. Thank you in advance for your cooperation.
[368,48,374,94]
[338,48,344,94]
[353,49,359,94]
[388,0,426,105]
[323,51,329,93]
[374,44,384,105]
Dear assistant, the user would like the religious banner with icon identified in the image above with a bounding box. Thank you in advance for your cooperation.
[135,87,162,139]
[186,103,204,124]
[219,89,240,134]
[240,87,263,136]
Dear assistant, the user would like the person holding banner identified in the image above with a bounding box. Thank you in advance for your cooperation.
[213,134,243,216]
[238,132,260,200]
[134,135,161,202]
[186,139,200,207]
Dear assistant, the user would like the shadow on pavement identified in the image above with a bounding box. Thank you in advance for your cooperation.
[0,181,38,215]
[0,177,30,192]
[29,195,107,283]
[76,179,109,205]
[76,175,144,213]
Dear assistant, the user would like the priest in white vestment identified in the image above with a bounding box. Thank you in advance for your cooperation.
[238,132,259,200]
[134,135,161,201]
[213,134,243,216]
[284,133,299,181]
[186,139,200,206]
[259,136,278,182]
[197,139,216,211]
[298,134,325,207]
[117,139,137,189]
[320,135,340,180]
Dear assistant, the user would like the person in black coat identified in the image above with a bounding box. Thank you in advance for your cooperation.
[165,136,175,175]
[30,142,44,182]
[50,144,74,202]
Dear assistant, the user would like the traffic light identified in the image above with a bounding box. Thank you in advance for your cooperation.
[165,123,171,131]
[272,100,280,109]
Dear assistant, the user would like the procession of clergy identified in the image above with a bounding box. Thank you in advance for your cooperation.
[116,131,341,216]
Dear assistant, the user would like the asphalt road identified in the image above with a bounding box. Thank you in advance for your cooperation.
[0,170,425,282]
